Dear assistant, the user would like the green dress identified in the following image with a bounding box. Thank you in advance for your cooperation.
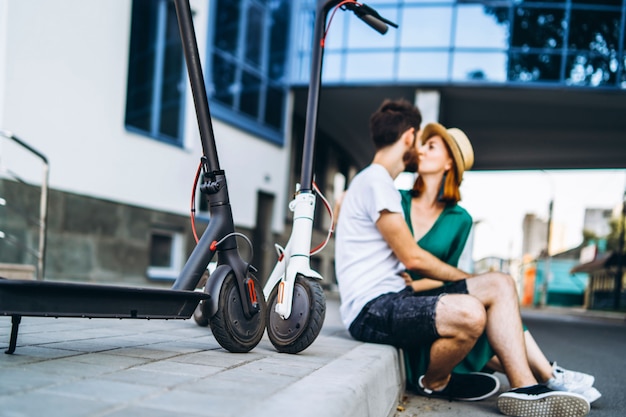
[399,190,495,390]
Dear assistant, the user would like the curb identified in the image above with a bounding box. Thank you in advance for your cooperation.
[250,343,404,417]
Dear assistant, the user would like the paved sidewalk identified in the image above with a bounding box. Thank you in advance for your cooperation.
[2,293,624,417]
[0,293,403,417]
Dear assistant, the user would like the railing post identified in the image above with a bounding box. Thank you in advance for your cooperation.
[0,130,49,280]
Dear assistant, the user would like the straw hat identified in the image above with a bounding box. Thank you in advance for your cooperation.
[420,122,474,182]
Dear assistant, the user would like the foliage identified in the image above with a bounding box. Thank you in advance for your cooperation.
[483,2,623,86]
[606,216,626,253]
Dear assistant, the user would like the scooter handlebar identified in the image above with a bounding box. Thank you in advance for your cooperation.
[344,2,398,35]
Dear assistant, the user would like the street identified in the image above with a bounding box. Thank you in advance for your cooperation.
[396,309,626,417]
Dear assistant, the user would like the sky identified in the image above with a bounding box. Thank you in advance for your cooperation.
[458,169,626,261]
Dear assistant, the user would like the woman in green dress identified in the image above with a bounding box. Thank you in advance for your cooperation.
[399,122,494,389]
[400,123,600,403]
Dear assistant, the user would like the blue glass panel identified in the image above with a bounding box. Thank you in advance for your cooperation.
[208,0,290,144]
[159,0,184,139]
[347,7,399,49]
[126,0,158,133]
[265,86,285,129]
[245,3,264,66]
[455,5,509,48]
[365,0,403,4]
[566,53,618,87]
[268,0,290,81]
[452,51,508,82]
[400,6,453,48]
[322,12,347,50]
[405,0,450,3]
[126,0,183,145]
[294,0,626,90]
[511,7,565,49]
[623,26,626,88]
[241,71,261,119]
[569,9,621,51]
[345,52,395,81]
[322,51,343,82]
[507,51,563,82]
[214,2,240,54]
[571,0,623,5]
[211,54,236,107]
[398,52,450,81]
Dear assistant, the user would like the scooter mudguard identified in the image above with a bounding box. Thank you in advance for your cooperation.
[203,264,232,317]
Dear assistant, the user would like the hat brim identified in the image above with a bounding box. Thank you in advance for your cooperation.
[420,123,474,180]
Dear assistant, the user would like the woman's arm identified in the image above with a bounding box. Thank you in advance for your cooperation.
[377,210,469,282]
[409,278,444,292]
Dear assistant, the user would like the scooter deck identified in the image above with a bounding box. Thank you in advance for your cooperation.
[0,277,209,353]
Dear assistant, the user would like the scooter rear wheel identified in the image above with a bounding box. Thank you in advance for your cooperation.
[210,273,266,353]
[266,274,326,354]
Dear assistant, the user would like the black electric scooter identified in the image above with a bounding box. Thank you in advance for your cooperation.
[0,0,266,355]
[195,0,398,354]
[0,0,396,355]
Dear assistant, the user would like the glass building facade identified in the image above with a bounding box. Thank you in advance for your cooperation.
[125,0,293,146]
[292,0,626,89]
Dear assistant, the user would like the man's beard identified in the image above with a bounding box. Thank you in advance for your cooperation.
[403,148,418,173]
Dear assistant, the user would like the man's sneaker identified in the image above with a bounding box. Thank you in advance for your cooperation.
[498,384,590,417]
[546,362,595,394]
[416,372,500,401]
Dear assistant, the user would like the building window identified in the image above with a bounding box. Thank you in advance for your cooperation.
[208,0,292,145]
[125,0,186,146]
[147,228,185,281]
[293,1,626,90]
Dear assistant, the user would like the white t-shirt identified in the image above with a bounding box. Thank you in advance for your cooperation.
[335,164,407,329]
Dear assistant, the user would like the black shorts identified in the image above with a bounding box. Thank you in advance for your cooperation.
[348,280,468,349]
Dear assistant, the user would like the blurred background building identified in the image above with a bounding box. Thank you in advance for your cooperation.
[1,0,625,306]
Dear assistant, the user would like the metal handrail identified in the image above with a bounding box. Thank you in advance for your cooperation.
[0,129,49,280]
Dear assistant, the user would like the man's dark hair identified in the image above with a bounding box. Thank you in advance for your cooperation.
[369,99,422,150]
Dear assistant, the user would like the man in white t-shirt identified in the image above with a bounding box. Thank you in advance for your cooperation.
[334,99,590,417]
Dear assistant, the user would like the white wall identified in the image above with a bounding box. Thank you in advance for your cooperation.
[0,0,7,125]
[0,0,289,232]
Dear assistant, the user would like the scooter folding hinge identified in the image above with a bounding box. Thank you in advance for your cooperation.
[201,179,222,194]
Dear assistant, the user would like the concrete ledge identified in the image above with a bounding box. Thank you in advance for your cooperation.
[0,263,35,280]
[251,343,404,417]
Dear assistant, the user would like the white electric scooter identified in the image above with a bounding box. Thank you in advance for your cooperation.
[261,0,398,354]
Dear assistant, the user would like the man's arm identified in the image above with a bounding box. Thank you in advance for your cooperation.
[377,210,468,282]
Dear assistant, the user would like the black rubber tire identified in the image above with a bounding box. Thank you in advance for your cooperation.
[209,273,266,353]
[266,275,326,354]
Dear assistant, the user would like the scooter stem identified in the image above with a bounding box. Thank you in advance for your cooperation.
[174,0,220,171]
[299,0,343,192]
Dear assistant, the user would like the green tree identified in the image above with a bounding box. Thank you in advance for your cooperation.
[582,229,600,246]
[606,216,626,254]
[483,1,623,86]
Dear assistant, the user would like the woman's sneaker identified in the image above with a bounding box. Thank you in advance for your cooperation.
[578,387,602,404]
[416,372,500,401]
[498,384,590,417]
[546,362,601,403]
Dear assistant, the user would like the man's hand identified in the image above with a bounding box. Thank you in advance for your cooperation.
[401,272,412,286]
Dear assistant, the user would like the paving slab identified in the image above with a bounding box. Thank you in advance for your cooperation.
[0,294,403,417]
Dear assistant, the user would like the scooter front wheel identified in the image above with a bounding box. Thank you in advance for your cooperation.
[210,273,267,353]
[266,274,326,354]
